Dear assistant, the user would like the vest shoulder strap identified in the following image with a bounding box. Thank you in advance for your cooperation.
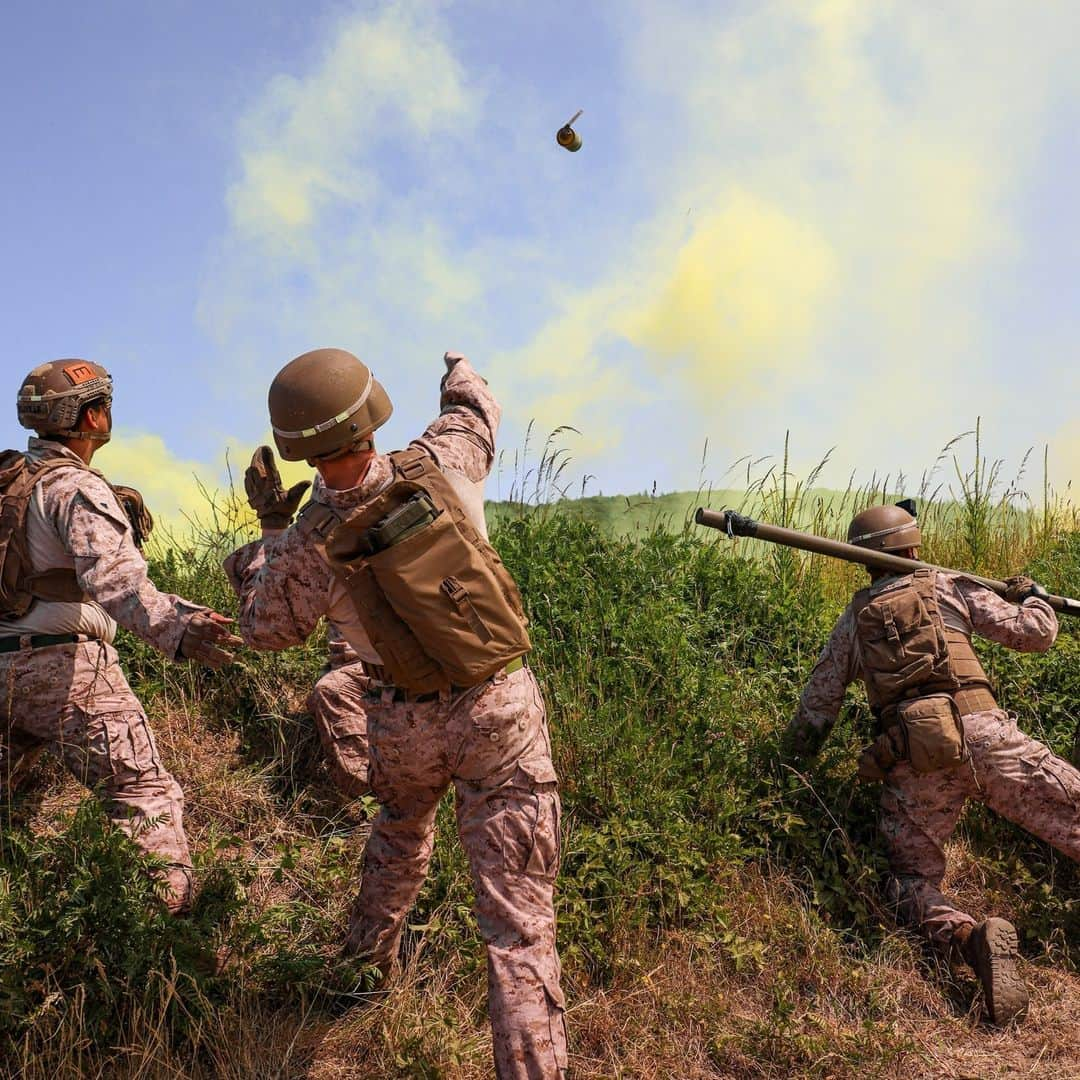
[297,500,343,540]
[389,446,434,481]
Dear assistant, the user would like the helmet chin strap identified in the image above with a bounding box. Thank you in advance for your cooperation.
[79,401,113,444]
[308,437,374,464]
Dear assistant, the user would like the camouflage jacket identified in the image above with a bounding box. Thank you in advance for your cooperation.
[224,357,500,661]
[0,438,207,657]
[790,571,1058,753]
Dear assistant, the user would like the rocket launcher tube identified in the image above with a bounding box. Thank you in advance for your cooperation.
[694,508,1080,618]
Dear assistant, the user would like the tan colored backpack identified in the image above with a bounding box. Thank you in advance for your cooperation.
[0,451,90,620]
[321,448,531,693]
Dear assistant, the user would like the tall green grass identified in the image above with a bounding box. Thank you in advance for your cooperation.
[1,428,1077,1076]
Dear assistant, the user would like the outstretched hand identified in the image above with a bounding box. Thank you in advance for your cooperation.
[245,446,310,530]
[180,611,244,670]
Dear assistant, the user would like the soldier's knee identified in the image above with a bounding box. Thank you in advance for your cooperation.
[104,771,185,814]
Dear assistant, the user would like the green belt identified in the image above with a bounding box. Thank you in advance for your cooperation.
[0,633,84,655]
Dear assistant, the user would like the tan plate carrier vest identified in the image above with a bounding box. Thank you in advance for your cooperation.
[852,568,995,719]
[305,448,531,695]
[0,450,93,620]
[852,568,996,778]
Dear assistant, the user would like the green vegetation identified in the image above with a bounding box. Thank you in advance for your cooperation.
[2,432,1079,1077]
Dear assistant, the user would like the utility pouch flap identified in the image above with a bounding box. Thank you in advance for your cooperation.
[896,694,966,774]
[328,715,367,740]
[326,482,432,562]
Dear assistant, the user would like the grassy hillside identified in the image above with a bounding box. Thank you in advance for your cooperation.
[2,465,1079,1078]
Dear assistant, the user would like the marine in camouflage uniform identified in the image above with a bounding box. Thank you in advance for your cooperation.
[1,360,240,913]
[788,504,1080,1024]
[226,350,566,1080]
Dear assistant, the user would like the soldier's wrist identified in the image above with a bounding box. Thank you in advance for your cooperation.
[258,513,293,531]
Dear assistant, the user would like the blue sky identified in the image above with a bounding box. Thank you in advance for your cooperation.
[4,1,1079,523]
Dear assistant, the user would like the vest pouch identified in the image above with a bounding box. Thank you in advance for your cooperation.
[851,569,989,715]
[334,559,448,694]
[364,506,531,687]
[896,694,966,773]
[365,492,440,555]
[324,453,532,693]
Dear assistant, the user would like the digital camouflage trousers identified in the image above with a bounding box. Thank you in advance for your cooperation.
[0,639,192,912]
[881,708,1080,951]
[307,659,371,797]
[344,664,567,1080]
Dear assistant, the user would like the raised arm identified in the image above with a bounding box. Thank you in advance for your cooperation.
[409,353,501,483]
[952,576,1058,653]
[49,472,216,659]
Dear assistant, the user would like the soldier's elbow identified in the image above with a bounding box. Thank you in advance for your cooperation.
[241,623,295,652]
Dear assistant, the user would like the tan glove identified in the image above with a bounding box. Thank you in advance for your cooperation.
[179,611,243,669]
[245,446,311,530]
[1003,575,1049,603]
[113,485,154,549]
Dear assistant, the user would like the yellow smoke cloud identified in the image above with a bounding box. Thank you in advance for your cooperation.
[101,432,224,531]
[622,191,837,390]
[100,431,319,537]
[197,0,1080,491]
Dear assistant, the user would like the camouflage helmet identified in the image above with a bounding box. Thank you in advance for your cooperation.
[848,503,921,552]
[17,359,113,440]
[268,348,392,462]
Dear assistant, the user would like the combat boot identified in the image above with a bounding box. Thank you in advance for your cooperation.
[959,918,1029,1025]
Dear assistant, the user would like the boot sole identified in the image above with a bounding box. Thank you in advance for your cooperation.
[972,918,1029,1025]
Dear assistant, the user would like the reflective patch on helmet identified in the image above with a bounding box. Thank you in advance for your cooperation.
[850,521,914,544]
[63,362,100,386]
[272,371,375,439]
